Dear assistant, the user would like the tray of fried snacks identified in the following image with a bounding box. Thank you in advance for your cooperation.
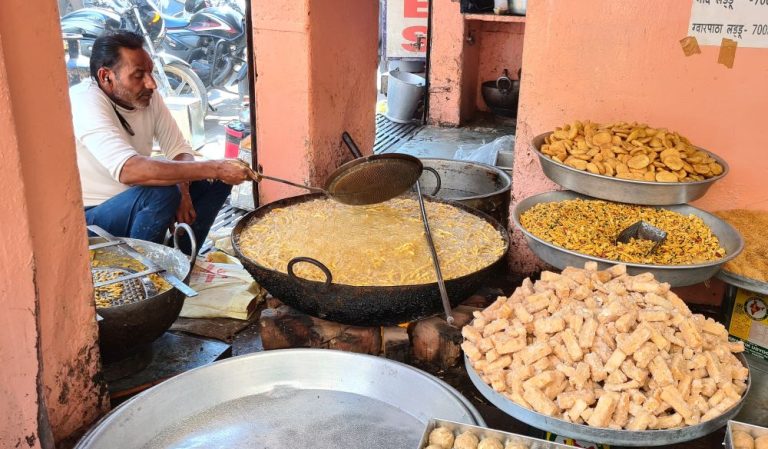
[726,420,768,449]
[715,209,768,295]
[462,263,750,446]
[417,419,572,449]
[513,190,744,287]
[531,122,728,205]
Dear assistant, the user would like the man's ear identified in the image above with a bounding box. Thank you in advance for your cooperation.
[97,67,113,90]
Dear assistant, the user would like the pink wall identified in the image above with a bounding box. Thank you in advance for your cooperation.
[252,0,378,204]
[511,0,768,273]
[0,0,109,445]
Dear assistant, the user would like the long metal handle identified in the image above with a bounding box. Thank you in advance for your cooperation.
[414,181,454,325]
[342,131,363,159]
[233,159,325,194]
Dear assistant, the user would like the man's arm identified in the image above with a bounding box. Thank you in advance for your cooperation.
[118,155,248,186]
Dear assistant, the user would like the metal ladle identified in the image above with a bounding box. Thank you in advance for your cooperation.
[616,220,668,256]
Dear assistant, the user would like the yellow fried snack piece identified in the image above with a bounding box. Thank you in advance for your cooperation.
[520,199,725,265]
[540,121,724,183]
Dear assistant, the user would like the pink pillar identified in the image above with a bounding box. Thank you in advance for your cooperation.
[511,0,768,274]
[427,0,468,126]
[251,0,379,204]
[0,0,109,446]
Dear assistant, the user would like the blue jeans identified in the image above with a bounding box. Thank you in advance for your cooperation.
[85,181,232,255]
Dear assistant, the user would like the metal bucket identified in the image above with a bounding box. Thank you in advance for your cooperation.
[386,69,425,124]
[418,158,512,228]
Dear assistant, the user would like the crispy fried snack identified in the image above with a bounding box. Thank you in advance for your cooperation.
[520,199,725,265]
[540,121,724,183]
[715,210,768,283]
[464,263,747,431]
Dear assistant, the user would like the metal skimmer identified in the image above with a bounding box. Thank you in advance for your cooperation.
[92,267,158,307]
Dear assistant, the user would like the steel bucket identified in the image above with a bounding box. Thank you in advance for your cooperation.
[386,69,426,124]
[418,158,512,228]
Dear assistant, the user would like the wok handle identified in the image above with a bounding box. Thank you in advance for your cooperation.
[421,167,442,196]
[287,257,333,289]
[342,131,363,159]
[173,223,197,263]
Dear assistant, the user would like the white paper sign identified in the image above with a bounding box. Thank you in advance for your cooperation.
[689,0,768,47]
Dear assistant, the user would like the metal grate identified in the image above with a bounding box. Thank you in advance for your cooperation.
[200,200,248,254]
[373,114,421,154]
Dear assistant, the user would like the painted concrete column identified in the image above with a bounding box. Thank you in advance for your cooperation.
[0,0,109,446]
[251,0,378,204]
[427,0,468,126]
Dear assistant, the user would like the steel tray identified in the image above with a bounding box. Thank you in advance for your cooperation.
[466,353,750,447]
[76,349,484,449]
[512,190,744,287]
[718,270,768,295]
[416,419,572,449]
[531,132,729,206]
[725,420,768,449]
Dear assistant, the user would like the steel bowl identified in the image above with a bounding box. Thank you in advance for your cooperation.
[466,353,750,447]
[76,349,485,448]
[90,236,194,357]
[418,158,512,228]
[717,270,768,295]
[531,132,730,205]
[512,190,744,287]
[481,80,520,118]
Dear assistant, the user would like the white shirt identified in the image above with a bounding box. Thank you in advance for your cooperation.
[70,79,193,207]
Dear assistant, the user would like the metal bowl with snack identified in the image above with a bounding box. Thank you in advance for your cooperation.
[531,121,729,205]
[513,190,743,287]
[461,263,750,446]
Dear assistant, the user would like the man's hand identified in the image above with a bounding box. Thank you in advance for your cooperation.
[175,183,196,225]
[216,160,253,185]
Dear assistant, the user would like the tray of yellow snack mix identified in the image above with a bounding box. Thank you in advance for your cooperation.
[417,419,572,449]
[726,420,768,449]
[531,121,729,206]
[462,263,750,446]
[715,210,768,295]
[513,190,743,287]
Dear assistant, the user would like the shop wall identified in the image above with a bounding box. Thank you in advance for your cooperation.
[251,0,378,204]
[0,0,109,445]
[511,0,768,273]
[428,0,467,126]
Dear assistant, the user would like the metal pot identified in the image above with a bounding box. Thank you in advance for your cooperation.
[481,69,520,118]
[91,236,194,357]
[418,158,512,228]
[231,193,510,326]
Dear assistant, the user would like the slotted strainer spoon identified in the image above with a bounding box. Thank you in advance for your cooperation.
[232,152,455,324]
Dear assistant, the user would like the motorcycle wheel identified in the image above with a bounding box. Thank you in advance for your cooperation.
[164,62,208,113]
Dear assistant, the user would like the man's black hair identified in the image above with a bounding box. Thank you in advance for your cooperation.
[89,31,145,80]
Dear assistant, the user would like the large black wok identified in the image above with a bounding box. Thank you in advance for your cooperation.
[232,193,510,326]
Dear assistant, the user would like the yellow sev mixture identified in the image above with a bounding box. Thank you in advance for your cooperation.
[238,198,506,286]
[520,199,726,265]
[90,249,170,308]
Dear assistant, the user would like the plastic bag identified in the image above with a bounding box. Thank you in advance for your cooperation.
[180,253,266,320]
[453,135,515,165]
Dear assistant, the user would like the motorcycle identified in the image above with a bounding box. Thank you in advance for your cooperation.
[61,0,209,111]
[160,1,248,100]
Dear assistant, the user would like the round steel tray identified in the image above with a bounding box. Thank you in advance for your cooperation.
[465,353,750,446]
[76,349,484,449]
[512,190,744,287]
[531,132,729,205]
[717,270,768,295]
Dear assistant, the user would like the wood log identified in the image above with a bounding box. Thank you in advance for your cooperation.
[381,326,410,362]
[411,316,463,369]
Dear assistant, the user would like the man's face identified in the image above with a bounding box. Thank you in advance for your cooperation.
[106,47,157,109]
